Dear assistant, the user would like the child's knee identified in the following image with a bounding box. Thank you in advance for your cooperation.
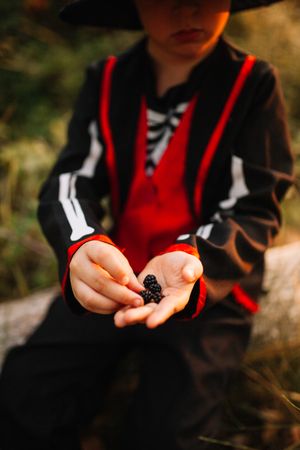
[0,346,54,440]
[0,346,39,422]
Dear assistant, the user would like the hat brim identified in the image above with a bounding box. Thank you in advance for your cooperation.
[59,0,283,31]
[232,0,282,12]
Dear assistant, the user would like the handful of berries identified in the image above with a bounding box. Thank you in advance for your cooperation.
[139,274,164,304]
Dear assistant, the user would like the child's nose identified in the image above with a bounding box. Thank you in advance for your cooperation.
[172,0,201,13]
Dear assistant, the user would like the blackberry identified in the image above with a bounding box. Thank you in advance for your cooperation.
[139,290,153,304]
[143,274,157,289]
[141,274,164,304]
[152,292,162,304]
[150,283,161,294]
[142,274,164,303]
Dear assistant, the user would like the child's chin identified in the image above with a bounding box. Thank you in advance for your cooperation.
[172,44,207,60]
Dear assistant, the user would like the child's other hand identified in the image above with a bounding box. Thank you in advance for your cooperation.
[114,251,203,328]
[69,240,144,314]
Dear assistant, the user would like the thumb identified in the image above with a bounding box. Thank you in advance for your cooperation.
[126,271,145,292]
[182,261,203,283]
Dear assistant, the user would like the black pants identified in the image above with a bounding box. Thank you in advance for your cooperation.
[0,294,252,450]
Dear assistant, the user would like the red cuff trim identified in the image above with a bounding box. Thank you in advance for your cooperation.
[177,277,207,321]
[96,234,118,248]
[61,234,118,298]
[159,243,200,260]
[191,276,207,319]
[232,284,260,314]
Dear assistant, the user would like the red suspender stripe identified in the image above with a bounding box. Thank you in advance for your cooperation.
[232,284,260,314]
[194,55,256,218]
[61,234,119,300]
[134,95,148,180]
[100,56,119,218]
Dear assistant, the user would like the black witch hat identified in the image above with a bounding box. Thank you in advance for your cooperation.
[59,0,283,31]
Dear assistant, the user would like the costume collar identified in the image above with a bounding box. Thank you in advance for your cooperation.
[140,36,226,111]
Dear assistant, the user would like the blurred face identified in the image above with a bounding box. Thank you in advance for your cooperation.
[134,0,231,60]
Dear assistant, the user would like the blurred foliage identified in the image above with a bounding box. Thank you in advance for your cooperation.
[0,0,140,141]
[221,345,300,449]
[0,0,300,300]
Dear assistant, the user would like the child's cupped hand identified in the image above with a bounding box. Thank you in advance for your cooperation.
[114,251,203,329]
[69,240,145,314]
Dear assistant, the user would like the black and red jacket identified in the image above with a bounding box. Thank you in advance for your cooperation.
[37,36,294,317]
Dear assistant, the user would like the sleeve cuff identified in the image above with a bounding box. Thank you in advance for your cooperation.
[159,243,200,259]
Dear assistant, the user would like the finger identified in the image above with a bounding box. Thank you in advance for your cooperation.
[77,263,143,307]
[145,295,185,328]
[86,242,134,285]
[182,260,203,283]
[126,271,145,293]
[113,305,131,328]
[73,280,121,314]
[114,303,156,328]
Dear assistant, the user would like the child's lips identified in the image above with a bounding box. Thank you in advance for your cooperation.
[172,28,204,43]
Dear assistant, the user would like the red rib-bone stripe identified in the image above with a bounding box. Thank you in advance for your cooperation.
[194,55,256,218]
[100,56,119,217]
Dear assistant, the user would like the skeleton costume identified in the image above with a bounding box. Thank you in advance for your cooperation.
[0,1,294,449]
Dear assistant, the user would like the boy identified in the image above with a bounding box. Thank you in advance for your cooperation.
[0,0,294,449]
